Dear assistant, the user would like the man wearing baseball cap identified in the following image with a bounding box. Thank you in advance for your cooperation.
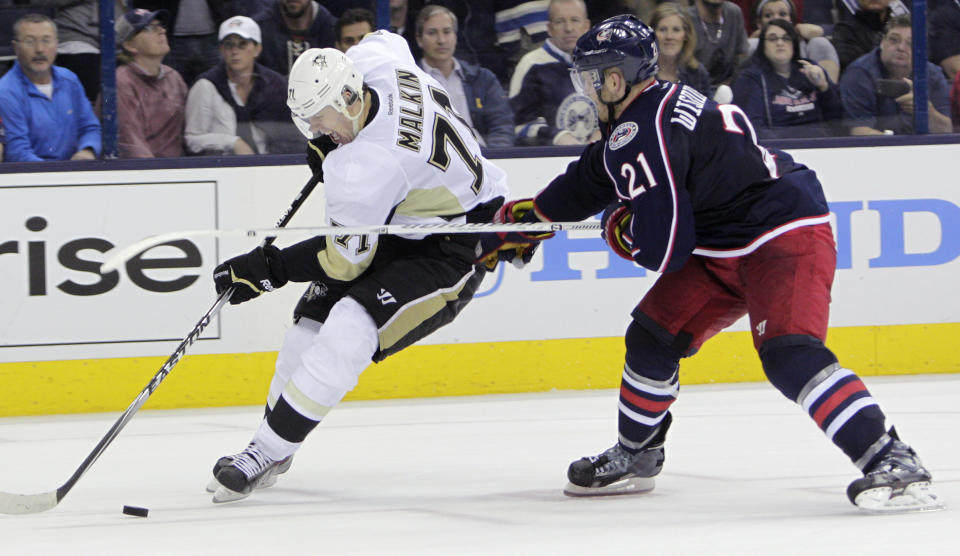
[184,16,302,155]
[115,8,188,157]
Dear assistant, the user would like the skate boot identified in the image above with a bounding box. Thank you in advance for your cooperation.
[564,414,671,497]
[211,443,290,503]
[205,441,293,493]
[847,428,944,513]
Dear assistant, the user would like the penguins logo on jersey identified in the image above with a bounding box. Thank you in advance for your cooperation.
[556,93,599,143]
[609,121,639,150]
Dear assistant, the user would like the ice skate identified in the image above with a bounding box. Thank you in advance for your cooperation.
[210,443,289,503]
[847,430,944,514]
[205,442,293,493]
[564,414,670,497]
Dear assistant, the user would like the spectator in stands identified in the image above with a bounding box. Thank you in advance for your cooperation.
[651,1,712,97]
[254,0,337,75]
[416,5,514,147]
[930,0,960,82]
[586,0,653,23]
[804,0,840,33]
[689,0,750,92]
[832,0,909,71]
[388,0,419,56]
[732,18,843,138]
[48,0,126,103]
[951,70,960,131]
[334,7,375,52]
[184,16,301,155]
[747,0,840,82]
[115,8,188,157]
[323,0,376,18]
[839,14,953,135]
[131,1,243,86]
[510,0,598,146]
[0,13,100,161]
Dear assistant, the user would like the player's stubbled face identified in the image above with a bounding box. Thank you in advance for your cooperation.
[308,106,356,144]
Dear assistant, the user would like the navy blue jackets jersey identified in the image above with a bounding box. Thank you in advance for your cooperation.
[535,81,831,273]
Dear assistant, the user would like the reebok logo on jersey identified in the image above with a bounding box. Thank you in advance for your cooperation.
[377,288,396,305]
[260,279,276,292]
[756,320,767,336]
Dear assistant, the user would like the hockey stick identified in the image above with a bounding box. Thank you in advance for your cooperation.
[0,174,322,515]
[101,221,602,273]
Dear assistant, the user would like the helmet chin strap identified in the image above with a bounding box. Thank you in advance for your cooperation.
[599,79,632,131]
[341,88,366,135]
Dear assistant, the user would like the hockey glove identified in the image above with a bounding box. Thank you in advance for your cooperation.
[475,198,556,270]
[601,202,633,261]
[213,245,289,304]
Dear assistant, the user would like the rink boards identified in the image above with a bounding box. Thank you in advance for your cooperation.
[1,143,958,416]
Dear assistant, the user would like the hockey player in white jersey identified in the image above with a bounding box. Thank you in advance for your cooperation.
[207,31,510,502]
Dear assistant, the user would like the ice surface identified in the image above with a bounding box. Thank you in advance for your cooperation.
[1,375,956,555]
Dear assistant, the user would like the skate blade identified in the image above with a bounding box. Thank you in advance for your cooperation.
[212,485,252,504]
[205,477,220,494]
[854,482,946,514]
[563,476,656,497]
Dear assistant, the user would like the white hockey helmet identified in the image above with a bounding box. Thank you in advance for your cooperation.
[287,47,364,139]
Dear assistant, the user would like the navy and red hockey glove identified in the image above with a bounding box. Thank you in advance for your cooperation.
[475,198,555,270]
[601,202,633,261]
[213,245,289,304]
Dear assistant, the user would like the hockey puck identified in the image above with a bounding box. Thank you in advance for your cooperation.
[122,505,149,517]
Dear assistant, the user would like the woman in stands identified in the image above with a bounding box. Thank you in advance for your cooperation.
[732,18,843,138]
[747,0,840,82]
[650,2,712,98]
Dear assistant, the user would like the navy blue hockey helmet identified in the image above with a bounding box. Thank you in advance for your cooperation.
[569,14,659,97]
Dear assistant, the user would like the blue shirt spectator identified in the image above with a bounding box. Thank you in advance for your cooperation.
[839,14,953,135]
[0,14,100,162]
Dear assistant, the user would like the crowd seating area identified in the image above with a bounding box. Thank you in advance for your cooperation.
[0,0,958,163]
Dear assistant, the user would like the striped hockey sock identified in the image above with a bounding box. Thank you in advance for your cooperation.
[617,363,678,452]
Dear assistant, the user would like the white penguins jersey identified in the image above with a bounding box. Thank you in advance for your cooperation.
[315,31,509,281]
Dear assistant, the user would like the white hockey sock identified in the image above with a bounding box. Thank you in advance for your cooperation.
[252,419,301,462]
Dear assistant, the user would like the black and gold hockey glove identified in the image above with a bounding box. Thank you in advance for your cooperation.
[213,245,289,304]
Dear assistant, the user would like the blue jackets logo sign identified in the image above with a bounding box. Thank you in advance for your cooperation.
[609,121,638,150]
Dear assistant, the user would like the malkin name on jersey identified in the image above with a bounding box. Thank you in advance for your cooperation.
[669,85,707,132]
[396,69,425,152]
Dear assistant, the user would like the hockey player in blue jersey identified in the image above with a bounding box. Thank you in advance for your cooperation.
[479,15,941,513]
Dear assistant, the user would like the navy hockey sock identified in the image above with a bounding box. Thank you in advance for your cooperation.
[618,322,682,452]
[760,338,888,467]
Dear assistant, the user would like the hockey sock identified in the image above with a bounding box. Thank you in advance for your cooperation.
[760,340,888,467]
[266,395,320,444]
[618,322,682,452]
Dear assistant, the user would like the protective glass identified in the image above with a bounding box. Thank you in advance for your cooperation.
[569,67,601,96]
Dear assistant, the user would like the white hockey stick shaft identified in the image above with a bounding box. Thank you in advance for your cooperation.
[0,174,322,515]
[101,221,601,273]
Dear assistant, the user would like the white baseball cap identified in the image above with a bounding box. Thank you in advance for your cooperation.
[218,16,261,43]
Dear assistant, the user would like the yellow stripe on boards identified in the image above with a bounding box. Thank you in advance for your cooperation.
[1,323,958,417]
